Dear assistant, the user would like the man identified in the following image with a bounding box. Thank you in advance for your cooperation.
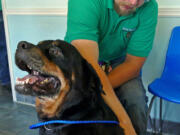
[65,0,158,134]
[0,0,11,91]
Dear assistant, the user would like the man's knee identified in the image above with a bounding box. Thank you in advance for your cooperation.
[115,77,147,101]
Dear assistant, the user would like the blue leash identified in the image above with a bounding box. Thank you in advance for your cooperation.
[30,120,119,129]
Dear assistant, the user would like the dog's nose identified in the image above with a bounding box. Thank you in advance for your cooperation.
[18,41,33,50]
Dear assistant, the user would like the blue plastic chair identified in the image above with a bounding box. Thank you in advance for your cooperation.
[147,26,180,134]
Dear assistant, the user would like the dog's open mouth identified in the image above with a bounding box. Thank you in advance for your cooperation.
[15,60,60,96]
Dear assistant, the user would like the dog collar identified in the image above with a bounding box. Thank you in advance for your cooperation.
[30,120,119,129]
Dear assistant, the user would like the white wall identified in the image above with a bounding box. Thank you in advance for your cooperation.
[5,0,67,9]
[157,0,180,8]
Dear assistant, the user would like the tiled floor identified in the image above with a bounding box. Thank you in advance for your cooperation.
[0,85,39,135]
[0,85,155,135]
[1,84,179,135]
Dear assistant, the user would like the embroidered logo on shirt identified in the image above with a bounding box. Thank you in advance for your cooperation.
[122,27,136,32]
[122,27,136,38]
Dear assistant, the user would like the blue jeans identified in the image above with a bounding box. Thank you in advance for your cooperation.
[0,11,10,85]
[111,57,148,135]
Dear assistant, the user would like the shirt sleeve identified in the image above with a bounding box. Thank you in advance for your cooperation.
[127,1,158,57]
[64,0,100,43]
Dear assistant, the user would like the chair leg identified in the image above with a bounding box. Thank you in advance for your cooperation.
[147,95,156,133]
[159,98,163,134]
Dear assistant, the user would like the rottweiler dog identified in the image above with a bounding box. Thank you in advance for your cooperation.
[15,40,124,135]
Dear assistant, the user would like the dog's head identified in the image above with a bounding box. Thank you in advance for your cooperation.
[15,40,103,118]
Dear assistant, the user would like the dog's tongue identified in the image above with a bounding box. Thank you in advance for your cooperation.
[17,75,39,84]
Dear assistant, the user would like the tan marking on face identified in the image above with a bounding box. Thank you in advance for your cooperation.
[33,47,70,118]
[52,41,59,46]
[36,80,70,118]
[32,48,66,89]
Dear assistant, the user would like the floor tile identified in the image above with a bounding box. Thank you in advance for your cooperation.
[17,128,39,135]
[0,85,38,135]
[15,103,36,117]
[0,130,14,135]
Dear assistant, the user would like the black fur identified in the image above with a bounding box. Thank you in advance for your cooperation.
[15,40,124,135]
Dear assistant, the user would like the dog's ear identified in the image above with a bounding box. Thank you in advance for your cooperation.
[82,59,105,95]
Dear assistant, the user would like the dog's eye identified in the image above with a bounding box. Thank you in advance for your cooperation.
[49,46,64,58]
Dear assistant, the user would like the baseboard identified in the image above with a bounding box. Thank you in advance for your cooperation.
[159,7,180,17]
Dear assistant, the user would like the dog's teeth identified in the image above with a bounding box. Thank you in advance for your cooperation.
[41,80,45,84]
[33,71,39,75]
[16,78,27,85]
[25,78,29,84]
[40,79,48,84]
[54,81,58,88]
[17,81,20,84]
[28,65,32,69]
[16,79,20,84]
[44,79,48,83]
[16,79,21,85]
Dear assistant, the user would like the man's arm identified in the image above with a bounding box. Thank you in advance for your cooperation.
[108,54,146,88]
[71,39,136,135]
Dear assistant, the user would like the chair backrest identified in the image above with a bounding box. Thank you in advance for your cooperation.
[161,26,180,81]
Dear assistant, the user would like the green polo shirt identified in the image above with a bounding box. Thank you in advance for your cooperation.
[65,0,158,62]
